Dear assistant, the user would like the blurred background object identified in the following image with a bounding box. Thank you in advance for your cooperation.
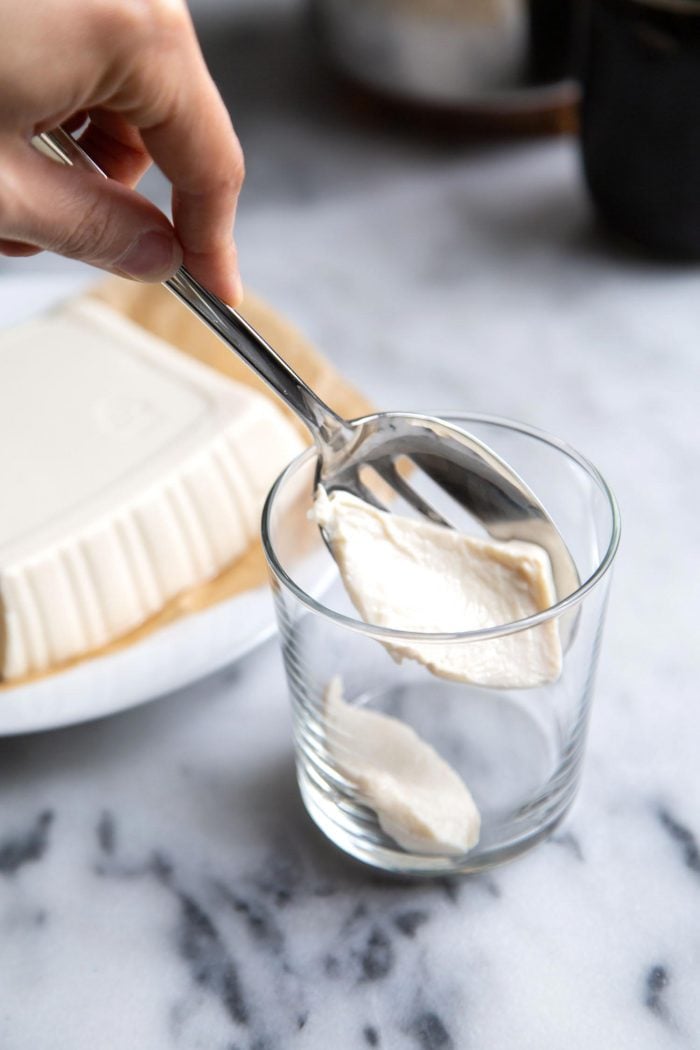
[310,0,585,134]
[580,0,700,258]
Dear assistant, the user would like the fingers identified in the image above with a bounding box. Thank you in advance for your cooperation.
[0,143,182,281]
[142,84,244,304]
[106,5,245,303]
[0,110,153,263]
[0,0,244,301]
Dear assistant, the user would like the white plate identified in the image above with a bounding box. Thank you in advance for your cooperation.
[0,584,277,735]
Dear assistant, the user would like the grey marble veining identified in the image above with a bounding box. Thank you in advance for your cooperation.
[2,641,700,1049]
[2,0,700,1046]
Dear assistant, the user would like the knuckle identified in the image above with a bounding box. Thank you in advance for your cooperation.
[97,0,189,52]
[146,0,190,37]
[229,142,246,189]
[174,132,245,201]
[131,0,189,45]
[210,163,245,200]
[217,110,246,189]
[206,133,246,196]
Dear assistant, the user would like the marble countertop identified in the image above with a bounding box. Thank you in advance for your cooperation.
[2,2,699,1047]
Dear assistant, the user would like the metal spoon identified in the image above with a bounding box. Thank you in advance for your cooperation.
[34,127,578,603]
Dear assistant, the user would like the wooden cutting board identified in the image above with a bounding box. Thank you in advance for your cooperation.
[1,278,372,687]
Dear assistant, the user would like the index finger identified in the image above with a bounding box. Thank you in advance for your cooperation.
[109,5,245,303]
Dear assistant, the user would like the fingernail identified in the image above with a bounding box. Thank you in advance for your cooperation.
[115,231,182,281]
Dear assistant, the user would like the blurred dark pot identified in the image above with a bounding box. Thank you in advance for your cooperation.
[580,0,700,258]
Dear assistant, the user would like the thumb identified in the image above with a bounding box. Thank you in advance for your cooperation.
[1,144,183,281]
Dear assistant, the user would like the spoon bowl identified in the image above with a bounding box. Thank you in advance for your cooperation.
[317,410,579,604]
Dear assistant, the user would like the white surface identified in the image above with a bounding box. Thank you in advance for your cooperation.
[1,2,699,1046]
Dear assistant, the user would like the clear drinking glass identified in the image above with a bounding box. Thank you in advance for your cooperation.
[262,415,620,875]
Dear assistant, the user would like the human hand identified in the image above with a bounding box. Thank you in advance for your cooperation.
[0,0,244,302]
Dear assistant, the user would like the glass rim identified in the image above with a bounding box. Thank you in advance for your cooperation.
[261,412,621,644]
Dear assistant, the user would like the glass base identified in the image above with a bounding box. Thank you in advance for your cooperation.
[295,680,583,876]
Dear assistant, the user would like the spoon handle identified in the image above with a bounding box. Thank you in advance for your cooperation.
[34,127,349,448]
[163,267,346,446]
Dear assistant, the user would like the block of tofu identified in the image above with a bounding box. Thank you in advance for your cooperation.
[0,298,304,681]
